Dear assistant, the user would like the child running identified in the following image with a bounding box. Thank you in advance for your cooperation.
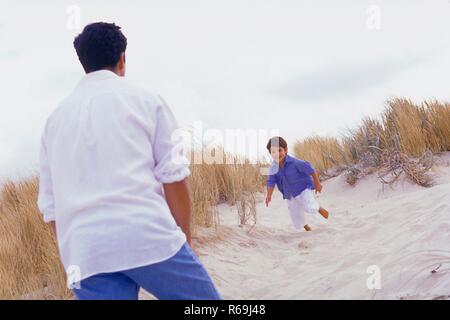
[265,136,329,231]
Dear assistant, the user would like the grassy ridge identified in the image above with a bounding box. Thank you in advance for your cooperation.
[294,98,450,185]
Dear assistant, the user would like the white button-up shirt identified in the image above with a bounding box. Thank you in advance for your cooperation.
[37,70,189,284]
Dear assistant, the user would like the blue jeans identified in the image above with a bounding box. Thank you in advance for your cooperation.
[72,242,222,300]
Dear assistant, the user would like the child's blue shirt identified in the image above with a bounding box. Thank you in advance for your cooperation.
[266,154,315,200]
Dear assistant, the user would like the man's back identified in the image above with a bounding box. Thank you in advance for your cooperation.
[36,22,220,300]
[38,70,188,283]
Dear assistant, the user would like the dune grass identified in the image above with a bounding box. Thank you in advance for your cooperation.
[293,98,450,186]
[189,150,266,230]
[0,177,71,299]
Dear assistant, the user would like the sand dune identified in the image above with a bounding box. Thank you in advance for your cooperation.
[194,153,450,299]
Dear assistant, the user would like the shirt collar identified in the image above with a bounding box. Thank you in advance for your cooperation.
[76,69,120,88]
[270,153,293,172]
[284,154,294,163]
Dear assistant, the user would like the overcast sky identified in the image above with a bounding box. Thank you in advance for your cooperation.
[1,0,449,180]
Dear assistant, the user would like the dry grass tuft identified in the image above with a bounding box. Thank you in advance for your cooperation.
[294,98,450,186]
[188,148,265,231]
[293,136,347,178]
[0,177,71,300]
[377,149,434,187]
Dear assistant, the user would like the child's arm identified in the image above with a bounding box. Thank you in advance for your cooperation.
[266,186,275,207]
[163,179,192,245]
[266,172,278,207]
[295,159,322,193]
[311,172,323,193]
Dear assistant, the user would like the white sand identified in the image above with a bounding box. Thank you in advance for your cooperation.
[194,153,450,299]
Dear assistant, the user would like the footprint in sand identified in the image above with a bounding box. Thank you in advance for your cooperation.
[238,240,258,248]
[298,241,310,249]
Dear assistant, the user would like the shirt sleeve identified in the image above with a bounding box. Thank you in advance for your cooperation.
[151,95,190,184]
[266,173,278,188]
[37,124,56,223]
[295,160,315,175]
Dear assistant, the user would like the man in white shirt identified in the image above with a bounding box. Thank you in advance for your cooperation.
[37,22,221,300]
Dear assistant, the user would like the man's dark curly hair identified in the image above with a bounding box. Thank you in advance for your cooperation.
[73,22,127,73]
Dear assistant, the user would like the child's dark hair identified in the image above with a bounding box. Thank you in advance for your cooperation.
[266,136,288,151]
[73,22,127,73]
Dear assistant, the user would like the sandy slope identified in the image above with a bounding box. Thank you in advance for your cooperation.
[194,154,450,299]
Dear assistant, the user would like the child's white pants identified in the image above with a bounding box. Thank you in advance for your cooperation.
[286,189,320,229]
